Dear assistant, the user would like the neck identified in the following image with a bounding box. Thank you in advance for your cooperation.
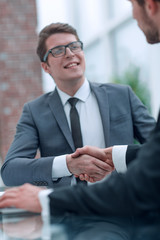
[56,77,85,96]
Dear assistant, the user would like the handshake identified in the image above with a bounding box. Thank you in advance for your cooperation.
[66,146,114,183]
[0,146,114,214]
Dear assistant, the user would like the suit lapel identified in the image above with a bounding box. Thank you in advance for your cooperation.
[90,83,110,147]
[47,88,75,151]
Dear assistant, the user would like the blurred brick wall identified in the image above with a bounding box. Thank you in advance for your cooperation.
[0,0,42,161]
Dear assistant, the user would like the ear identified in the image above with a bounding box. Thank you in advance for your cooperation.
[145,0,158,16]
[41,62,50,74]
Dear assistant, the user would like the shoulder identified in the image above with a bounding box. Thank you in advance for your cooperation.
[90,81,131,93]
[24,90,55,109]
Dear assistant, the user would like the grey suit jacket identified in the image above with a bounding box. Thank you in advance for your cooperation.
[1,82,156,188]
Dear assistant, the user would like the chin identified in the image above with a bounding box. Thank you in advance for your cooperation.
[146,37,159,44]
[70,72,84,80]
[145,29,159,44]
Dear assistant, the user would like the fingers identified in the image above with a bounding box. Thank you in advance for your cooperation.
[0,184,42,213]
[105,159,114,167]
[75,146,106,160]
[0,188,20,208]
[68,152,114,182]
[83,174,95,183]
[93,158,113,172]
[74,174,79,178]
[77,159,113,182]
[71,146,98,159]
[0,198,18,209]
[75,173,98,183]
[78,174,95,183]
[79,174,87,181]
[70,146,114,184]
[80,173,110,183]
[71,149,80,158]
[72,146,113,164]
[0,187,18,201]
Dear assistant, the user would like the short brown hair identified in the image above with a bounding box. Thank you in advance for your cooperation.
[36,22,80,62]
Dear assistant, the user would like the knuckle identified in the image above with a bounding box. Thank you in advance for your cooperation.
[84,145,89,152]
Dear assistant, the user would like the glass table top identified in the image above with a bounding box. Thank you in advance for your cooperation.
[0,210,160,240]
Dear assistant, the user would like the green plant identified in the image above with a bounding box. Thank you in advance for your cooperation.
[111,65,151,113]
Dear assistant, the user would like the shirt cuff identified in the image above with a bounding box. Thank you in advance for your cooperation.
[52,155,72,181]
[38,189,53,220]
[112,145,128,173]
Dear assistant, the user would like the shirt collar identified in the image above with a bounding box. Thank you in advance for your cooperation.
[56,78,91,106]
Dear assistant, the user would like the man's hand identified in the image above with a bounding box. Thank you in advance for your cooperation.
[0,184,42,213]
[67,146,114,182]
[71,146,114,182]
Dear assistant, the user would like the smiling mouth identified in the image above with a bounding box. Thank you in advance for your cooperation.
[64,63,79,69]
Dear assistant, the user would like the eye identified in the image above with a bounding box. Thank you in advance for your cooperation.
[71,44,79,49]
[70,42,81,51]
[52,47,64,55]
[72,46,79,50]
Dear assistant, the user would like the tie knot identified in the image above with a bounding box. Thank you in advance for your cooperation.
[68,97,79,107]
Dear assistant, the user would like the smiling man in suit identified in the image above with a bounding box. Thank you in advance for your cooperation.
[1,21,155,189]
[0,0,160,217]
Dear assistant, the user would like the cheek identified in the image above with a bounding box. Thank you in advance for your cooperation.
[49,60,61,73]
[131,2,138,19]
[80,53,86,69]
[132,7,137,19]
[83,60,86,71]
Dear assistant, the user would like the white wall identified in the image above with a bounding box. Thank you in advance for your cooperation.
[36,0,160,118]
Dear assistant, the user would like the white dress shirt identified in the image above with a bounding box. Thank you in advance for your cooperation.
[112,145,127,173]
[39,79,128,218]
[52,79,106,185]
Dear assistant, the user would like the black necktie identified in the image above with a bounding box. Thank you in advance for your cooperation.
[68,97,87,185]
[68,98,83,149]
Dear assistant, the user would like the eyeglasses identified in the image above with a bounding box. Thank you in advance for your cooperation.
[43,41,83,62]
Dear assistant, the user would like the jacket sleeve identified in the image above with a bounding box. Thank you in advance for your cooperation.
[48,117,160,217]
[127,86,156,144]
[1,103,54,187]
[126,144,141,166]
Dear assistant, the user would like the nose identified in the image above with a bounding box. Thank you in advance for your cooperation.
[65,47,75,57]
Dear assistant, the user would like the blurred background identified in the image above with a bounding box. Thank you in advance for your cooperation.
[0,0,160,185]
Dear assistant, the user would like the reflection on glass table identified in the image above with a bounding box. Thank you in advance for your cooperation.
[0,212,66,240]
[0,211,160,240]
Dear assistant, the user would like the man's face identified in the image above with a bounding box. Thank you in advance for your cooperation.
[42,33,86,88]
[130,0,159,43]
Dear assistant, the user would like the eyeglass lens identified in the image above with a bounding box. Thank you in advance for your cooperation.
[43,41,83,61]
[51,41,82,57]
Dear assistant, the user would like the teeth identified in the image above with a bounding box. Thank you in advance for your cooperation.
[67,63,77,68]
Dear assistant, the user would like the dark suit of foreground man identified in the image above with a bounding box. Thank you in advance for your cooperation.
[49,117,160,216]
[0,0,160,217]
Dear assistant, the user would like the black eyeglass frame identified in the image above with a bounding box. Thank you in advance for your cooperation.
[43,40,83,62]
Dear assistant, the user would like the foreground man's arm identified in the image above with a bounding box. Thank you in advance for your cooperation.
[48,120,160,216]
